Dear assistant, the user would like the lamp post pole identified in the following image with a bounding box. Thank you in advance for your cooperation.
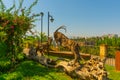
[40,12,44,43]
[47,12,54,56]
[48,12,50,42]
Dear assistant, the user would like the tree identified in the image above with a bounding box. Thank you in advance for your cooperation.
[0,0,40,60]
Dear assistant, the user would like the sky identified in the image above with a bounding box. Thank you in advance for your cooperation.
[2,0,120,37]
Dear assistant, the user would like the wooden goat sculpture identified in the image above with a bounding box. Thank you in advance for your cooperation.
[54,26,81,66]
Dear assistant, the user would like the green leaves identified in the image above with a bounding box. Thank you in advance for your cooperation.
[0,0,6,12]
[16,0,24,14]
[6,3,15,13]
[0,0,40,58]
[0,31,6,37]
[25,0,38,16]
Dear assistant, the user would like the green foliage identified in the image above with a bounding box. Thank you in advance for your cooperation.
[0,0,40,59]
[0,71,23,80]
[0,46,12,72]
[80,46,99,55]
[71,36,120,58]
[0,60,11,72]
[23,32,48,48]
[107,48,116,58]
[0,46,26,73]
[96,37,120,47]
[0,42,7,55]
[16,53,26,62]
[0,0,6,12]
[25,0,38,16]
[0,0,43,74]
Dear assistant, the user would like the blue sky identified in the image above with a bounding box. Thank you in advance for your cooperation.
[3,0,120,37]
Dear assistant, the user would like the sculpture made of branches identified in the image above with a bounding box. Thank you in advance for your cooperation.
[54,26,80,65]
[36,37,53,56]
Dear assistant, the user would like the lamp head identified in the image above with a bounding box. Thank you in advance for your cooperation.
[50,16,54,22]
[40,12,44,16]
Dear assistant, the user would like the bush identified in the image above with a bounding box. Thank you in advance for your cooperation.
[16,53,26,62]
[80,46,99,55]
[0,0,40,59]
[0,60,12,72]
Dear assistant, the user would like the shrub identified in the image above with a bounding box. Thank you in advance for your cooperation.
[0,0,40,59]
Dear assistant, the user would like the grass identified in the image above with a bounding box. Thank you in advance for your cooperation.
[0,60,72,80]
[105,65,120,80]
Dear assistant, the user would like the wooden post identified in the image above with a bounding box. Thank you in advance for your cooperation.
[115,51,120,71]
[100,44,107,59]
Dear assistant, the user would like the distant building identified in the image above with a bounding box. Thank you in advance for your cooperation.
[102,34,118,39]
[108,34,118,38]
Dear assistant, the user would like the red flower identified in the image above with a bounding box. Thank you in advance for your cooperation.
[11,26,14,29]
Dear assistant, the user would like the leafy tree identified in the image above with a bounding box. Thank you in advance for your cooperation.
[0,0,40,60]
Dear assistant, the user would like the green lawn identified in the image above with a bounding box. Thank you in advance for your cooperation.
[0,60,72,80]
[105,65,120,80]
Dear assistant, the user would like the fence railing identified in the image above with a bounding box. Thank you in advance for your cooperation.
[81,44,120,70]
[105,58,115,66]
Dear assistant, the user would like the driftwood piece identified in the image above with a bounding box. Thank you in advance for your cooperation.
[24,46,56,67]
[28,55,56,67]
[24,47,108,80]
[55,57,108,80]
[75,57,108,80]
[55,61,80,72]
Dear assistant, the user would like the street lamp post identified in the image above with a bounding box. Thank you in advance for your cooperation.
[47,12,54,55]
[40,12,44,43]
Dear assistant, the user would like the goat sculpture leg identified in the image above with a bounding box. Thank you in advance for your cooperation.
[68,42,80,66]
[54,39,61,51]
[61,38,80,66]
